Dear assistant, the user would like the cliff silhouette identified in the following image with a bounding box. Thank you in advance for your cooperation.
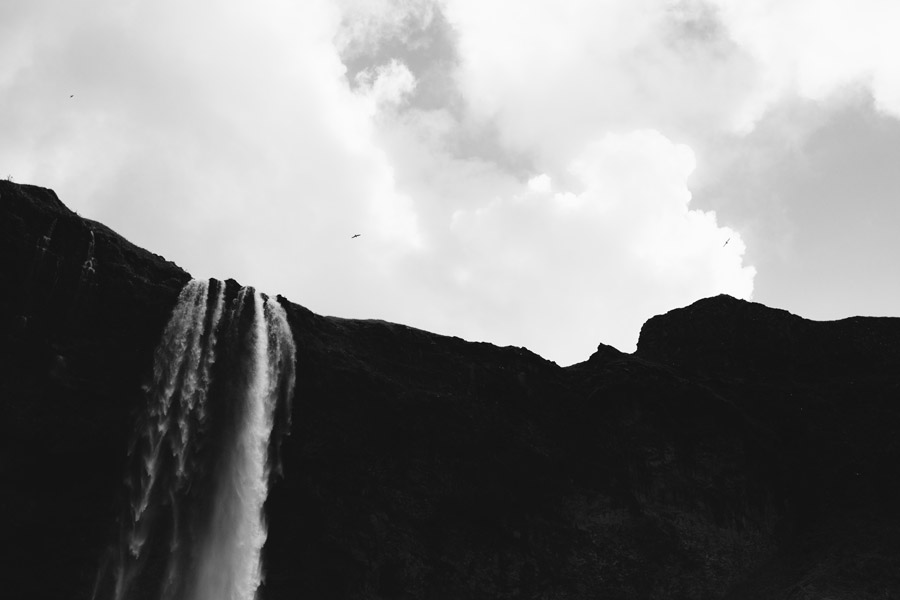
[2,179,899,599]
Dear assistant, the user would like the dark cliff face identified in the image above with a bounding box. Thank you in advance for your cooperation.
[2,179,899,599]
[1,181,190,597]
[636,296,900,598]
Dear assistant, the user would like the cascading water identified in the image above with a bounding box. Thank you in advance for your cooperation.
[94,278,296,600]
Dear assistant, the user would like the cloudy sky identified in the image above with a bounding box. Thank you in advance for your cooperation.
[3,0,898,365]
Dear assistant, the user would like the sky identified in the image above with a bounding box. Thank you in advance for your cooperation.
[2,0,898,366]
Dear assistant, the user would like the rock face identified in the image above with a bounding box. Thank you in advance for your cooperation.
[2,179,899,599]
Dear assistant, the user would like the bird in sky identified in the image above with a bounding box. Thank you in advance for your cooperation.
[351,234,361,239]
[723,238,730,247]
[69,94,74,98]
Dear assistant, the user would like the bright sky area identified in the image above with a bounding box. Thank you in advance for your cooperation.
[2,0,898,365]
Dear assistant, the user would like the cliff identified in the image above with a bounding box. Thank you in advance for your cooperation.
[2,179,899,599]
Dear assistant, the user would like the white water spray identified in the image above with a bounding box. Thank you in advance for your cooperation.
[187,289,292,600]
[99,279,296,600]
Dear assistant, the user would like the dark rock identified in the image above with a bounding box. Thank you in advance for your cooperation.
[2,179,899,599]
[11,314,28,336]
[581,341,625,367]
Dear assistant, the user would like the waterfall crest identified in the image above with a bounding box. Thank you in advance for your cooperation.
[96,278,296,600]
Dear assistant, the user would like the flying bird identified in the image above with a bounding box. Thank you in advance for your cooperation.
[69,94,74,98]
[351,234,361,239]
[723,238,731,247]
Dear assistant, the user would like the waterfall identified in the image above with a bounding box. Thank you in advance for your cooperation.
[96,278,296,600]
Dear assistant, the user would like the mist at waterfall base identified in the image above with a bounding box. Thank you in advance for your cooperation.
[92,279,297,600]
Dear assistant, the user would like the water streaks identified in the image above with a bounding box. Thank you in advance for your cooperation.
[97,279,296,600]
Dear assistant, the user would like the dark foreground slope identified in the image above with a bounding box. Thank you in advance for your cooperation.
[2,180,899,599]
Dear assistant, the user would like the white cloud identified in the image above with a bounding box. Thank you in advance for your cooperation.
[355,59,418,112]
[441,0,900,148]
[706,0,900,124]
[445,130,754,364]
[324,1,760,362]
[441,0,760,165]
[527,174,552,193]
[334,0,439,59]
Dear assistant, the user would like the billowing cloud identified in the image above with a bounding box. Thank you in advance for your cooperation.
[355,59,418,112]
[335,0,440,62]
[445,130,753,363]
[710,0,900,124]
[329,0,757,362]
[441,0,760,165]
[441,0,900,148]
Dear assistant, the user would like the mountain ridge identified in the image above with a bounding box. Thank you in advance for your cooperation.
[3,179,898,599]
